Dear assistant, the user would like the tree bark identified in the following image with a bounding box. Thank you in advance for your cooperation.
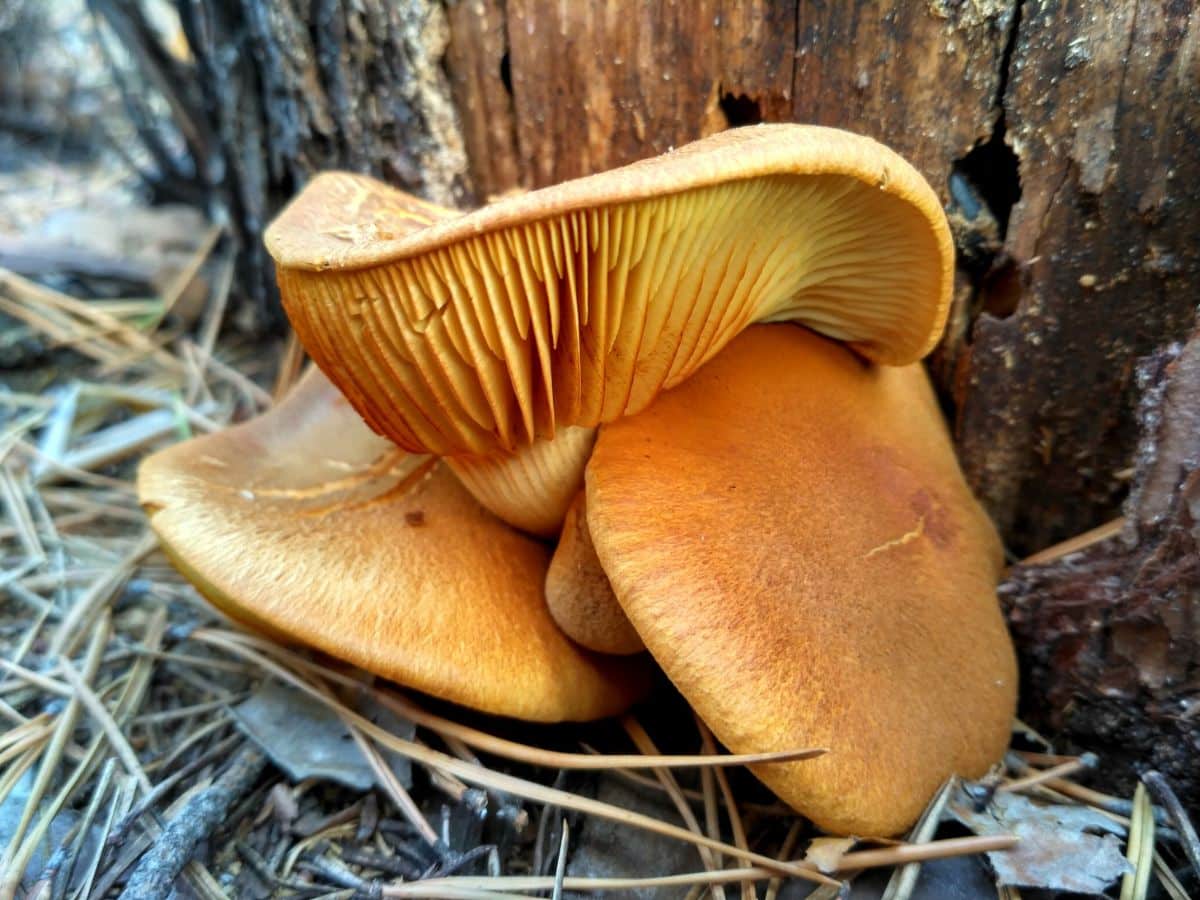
[1003,318,1200,805]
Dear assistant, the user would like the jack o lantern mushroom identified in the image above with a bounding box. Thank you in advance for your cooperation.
[141,124,1016,832]
[265,124,952,534]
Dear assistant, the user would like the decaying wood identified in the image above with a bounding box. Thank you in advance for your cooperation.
[1003,319,1200,808]
[954,2,1200,552]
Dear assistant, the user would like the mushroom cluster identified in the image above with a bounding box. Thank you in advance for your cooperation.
[139,125,1017,836]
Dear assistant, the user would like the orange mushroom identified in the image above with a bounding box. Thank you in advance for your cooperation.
[266,124,952,533]
[143,125,1016,832]
[586,325,1016,834]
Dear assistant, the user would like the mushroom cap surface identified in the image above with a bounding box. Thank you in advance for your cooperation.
[267,124,953,457]
[585,325,1017,834]
[138,368,649,722]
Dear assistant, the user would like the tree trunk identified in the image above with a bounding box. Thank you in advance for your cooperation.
[118,0,1200,805]
[93,0,473,328]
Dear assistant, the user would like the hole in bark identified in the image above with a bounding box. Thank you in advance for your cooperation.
[719,92,762,127]
[499,52,512,96]
[980,258,1022,320]
[953,122,1022,237]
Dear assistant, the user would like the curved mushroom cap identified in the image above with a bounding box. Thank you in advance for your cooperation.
[586,325,1016,834]
[545,491,644,655]
[267,124,953,458]
[138,369,649,722]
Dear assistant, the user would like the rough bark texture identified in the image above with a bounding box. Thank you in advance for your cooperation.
[956,1,1200,553]
[1003,319,1200,807]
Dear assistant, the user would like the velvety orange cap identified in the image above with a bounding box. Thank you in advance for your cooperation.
[586,325,1016,833]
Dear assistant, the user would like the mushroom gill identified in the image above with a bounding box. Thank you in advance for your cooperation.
[267,125,952,459]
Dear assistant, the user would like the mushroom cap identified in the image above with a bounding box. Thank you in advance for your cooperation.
[585,325,1017,834]
[267,124,953,458]
[545,491,644,655]
[138,368,649,722]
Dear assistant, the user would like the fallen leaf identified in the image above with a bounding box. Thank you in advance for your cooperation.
[231,679,414,791]
[948,784,1130,894]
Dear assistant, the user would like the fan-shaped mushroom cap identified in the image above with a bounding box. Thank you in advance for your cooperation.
[545,491,644,655]
[267,125,953,459]
[138,369,649,722]
[586,325,1016,834]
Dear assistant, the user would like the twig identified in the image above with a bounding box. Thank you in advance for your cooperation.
[1141,771,1200,880]
[117,745,267,900]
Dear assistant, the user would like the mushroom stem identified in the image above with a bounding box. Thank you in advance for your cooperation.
[545,491,644,654]
[446,426,595,537]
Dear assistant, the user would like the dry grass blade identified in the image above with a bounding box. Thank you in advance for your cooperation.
[57,661,152,793]
[881,776,955,900]
[158,223,222,318]
[1018,516,1125,566]
[764,820,803,900]
[381,834,1019,899]
[0,614,109,899]
[834,836,1017,871]
[1154,851,1191,900]
[191,629,839,886]
[698,718,754,900]
[1119,783,1155,900]
[622,716,728,899]
[0,267,181,372]
[999,755,1095,794]
[551,819,569,900]
[338,702,440,848]
[207,632,824,771]
[48,530,155,658]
